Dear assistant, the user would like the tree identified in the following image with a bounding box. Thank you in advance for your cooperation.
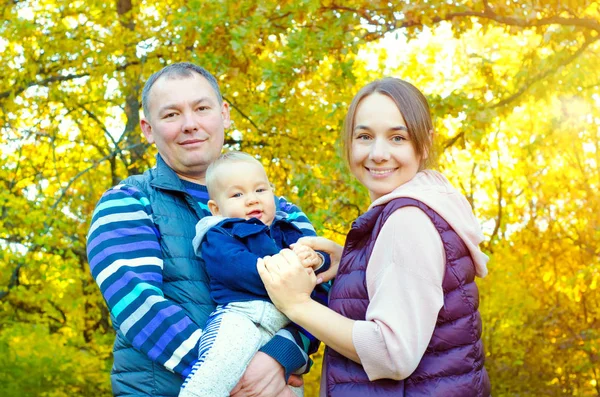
[1,0,598,395]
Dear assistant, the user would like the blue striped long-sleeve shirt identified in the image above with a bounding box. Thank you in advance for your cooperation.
[87,179,322,378]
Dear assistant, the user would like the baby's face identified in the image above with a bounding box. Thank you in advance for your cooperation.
[211,161,276,226]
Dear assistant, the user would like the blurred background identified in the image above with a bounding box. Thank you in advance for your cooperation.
[0,0,598,395]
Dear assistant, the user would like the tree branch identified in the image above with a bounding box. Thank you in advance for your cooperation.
[0,58,141,103]
[489,175,503,248]
[77,104,120,149]
[0,263,23,300]
[223,95,269,135]
[0,73,89,100]
[492,35,599,108]
[444,131,465,150]
[50,142,150,211]
[326,4,600,40]
[400,8,600,33]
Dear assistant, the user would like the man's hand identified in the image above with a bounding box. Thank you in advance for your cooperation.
[230,352,299,397]
[288,375,304,388]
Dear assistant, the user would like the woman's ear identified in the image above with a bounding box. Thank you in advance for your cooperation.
[423,129,434,160]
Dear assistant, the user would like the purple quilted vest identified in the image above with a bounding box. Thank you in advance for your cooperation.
[325,198,490,397]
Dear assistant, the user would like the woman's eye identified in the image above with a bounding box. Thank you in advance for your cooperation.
[356,134,371,140]
[392,135,406,142]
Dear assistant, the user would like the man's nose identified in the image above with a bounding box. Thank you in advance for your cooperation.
[181,111,199,133]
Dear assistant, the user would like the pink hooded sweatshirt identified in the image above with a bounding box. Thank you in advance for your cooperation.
[320,170,488,393]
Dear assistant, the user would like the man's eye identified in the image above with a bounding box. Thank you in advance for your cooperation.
[164,112,177,118]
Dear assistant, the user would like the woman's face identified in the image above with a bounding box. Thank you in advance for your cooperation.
[350,93,422,201]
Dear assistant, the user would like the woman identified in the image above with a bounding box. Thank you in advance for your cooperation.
[257,78,491,396]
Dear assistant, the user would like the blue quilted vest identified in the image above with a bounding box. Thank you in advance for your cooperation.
[325,198,490,397]
[111,155,215,396]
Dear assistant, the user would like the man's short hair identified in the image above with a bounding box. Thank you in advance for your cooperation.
[141,62,223,118]
[205,151,264,198]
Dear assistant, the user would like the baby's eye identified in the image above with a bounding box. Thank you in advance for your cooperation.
[231,192,242,198]
[256,188,268,193]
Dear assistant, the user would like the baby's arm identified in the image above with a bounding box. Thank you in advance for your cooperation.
[291,243,323,272]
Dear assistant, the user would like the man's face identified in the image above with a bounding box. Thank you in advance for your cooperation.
[140,73,230,183]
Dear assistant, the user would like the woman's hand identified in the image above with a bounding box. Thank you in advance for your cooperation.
[259,249,360,363]
[294,236,343,283]
[257,249,317,316]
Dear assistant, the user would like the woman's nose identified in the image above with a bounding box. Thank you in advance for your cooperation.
[369,138,390,162]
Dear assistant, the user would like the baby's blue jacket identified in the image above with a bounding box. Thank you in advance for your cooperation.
[194,216,330,305]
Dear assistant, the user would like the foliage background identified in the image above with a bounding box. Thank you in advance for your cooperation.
[1,0,599,396]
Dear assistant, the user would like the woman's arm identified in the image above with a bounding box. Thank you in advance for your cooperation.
[258,250,360,362]
[289,299,360,362]
[258,207,445,380]
[353,207,444,380]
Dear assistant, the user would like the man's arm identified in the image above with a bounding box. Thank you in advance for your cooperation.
[87,184,201,377]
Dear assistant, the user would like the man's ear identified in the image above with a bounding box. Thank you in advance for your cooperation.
[207,200,220,216]
[140,118,155,144]
[221,102,231,129]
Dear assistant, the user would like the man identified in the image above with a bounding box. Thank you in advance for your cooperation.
[87,63,319,396]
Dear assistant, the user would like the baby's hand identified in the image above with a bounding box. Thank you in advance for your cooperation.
[291,243,323,270]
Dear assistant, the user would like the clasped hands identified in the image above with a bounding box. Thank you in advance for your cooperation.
[258,237,342,316]
[232,237,342,397]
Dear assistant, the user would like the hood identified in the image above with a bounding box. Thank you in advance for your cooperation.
[192,215,225,258]
[370,170,489,278]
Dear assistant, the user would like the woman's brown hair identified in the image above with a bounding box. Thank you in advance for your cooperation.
[342,78,434,170]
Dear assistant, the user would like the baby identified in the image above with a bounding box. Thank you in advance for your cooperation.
[179,151,329,397]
